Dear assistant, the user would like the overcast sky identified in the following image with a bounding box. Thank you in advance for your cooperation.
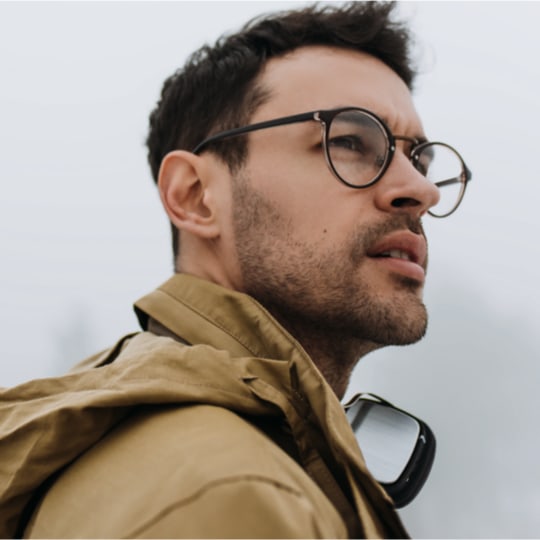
[1,2,539,537]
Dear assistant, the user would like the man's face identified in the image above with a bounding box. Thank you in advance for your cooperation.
[230,46,440,346]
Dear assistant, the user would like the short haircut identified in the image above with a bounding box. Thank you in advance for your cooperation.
[146,1,416,259]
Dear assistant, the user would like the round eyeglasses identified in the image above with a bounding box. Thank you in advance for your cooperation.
[192,107,472,217]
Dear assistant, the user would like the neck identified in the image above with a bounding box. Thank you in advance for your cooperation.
[270,313,381,399]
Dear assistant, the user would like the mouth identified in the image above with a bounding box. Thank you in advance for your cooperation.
[367,231,427,283]
[375,249,418,263]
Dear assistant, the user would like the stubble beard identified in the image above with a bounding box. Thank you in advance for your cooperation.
[231,175,429,353]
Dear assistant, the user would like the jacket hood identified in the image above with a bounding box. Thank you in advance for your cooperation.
[0,274,406,538]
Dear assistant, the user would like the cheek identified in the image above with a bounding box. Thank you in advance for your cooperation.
[247,136,332,196]
[246,161,356,236]
[245,144,379,248]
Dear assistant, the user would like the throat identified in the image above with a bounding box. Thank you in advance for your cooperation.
[272,313,380,399]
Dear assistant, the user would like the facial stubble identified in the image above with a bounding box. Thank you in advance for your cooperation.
[231,174,429,354]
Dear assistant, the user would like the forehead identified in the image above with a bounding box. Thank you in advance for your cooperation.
[255,46,423,135]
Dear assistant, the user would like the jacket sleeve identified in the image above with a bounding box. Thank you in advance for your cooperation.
[125,474,348,539]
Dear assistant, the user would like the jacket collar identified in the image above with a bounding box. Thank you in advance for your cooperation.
[135,273,310,362]
[134,274,342,429]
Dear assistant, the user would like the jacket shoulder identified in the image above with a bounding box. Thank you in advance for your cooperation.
[26,404,347,538]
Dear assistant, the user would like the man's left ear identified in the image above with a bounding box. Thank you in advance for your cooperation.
[157,150,220,240]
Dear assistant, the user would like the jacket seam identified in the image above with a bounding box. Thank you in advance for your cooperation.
[123,474,308,538]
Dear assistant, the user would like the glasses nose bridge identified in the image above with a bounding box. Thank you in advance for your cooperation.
[388,136,430,186]
[393,135,421,161]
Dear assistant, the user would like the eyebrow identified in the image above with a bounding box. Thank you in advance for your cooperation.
[376,113,428,143]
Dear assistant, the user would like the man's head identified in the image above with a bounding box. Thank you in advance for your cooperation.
[146,2,416,259]
[147,2,470,395]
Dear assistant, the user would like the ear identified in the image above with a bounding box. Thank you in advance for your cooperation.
[158,150,220,239]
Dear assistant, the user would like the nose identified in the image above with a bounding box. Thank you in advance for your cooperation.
[373,152,440,218]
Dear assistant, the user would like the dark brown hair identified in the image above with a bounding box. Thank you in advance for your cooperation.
[146,1,416,258]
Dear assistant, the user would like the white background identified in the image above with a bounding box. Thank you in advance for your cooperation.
[1,2,539,537]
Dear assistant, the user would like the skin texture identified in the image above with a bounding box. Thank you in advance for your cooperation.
[158,46,440,398]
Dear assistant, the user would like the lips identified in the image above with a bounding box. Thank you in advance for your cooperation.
[367,230,427,281]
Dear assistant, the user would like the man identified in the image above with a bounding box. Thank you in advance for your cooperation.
[0,2,470,538]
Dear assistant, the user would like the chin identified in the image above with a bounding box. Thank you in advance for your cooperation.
[371,299,428,346]
[391,310,428,345]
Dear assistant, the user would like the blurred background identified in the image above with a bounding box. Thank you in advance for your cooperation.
[1,2,538,537]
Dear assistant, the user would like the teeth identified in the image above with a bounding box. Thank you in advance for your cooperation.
[380,250,411,261]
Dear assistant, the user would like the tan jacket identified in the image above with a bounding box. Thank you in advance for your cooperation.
[0,274,408,538]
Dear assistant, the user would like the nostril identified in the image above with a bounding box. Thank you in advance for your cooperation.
[392,197,420,209]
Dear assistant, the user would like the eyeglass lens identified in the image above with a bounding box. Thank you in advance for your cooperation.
[327,110,389,188]
[327,110,466,217]
[414,143,466,217]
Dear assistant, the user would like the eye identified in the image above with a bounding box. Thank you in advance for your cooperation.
[328,134,384,167]
[328,134,366,153]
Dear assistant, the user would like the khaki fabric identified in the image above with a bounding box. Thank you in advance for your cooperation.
[0,274,408,538]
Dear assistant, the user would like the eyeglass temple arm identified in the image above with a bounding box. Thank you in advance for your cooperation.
[192,111,316,154]
[434,166,473,188]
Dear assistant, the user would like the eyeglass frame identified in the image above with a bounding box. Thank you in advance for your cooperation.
[192,106,472,217]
